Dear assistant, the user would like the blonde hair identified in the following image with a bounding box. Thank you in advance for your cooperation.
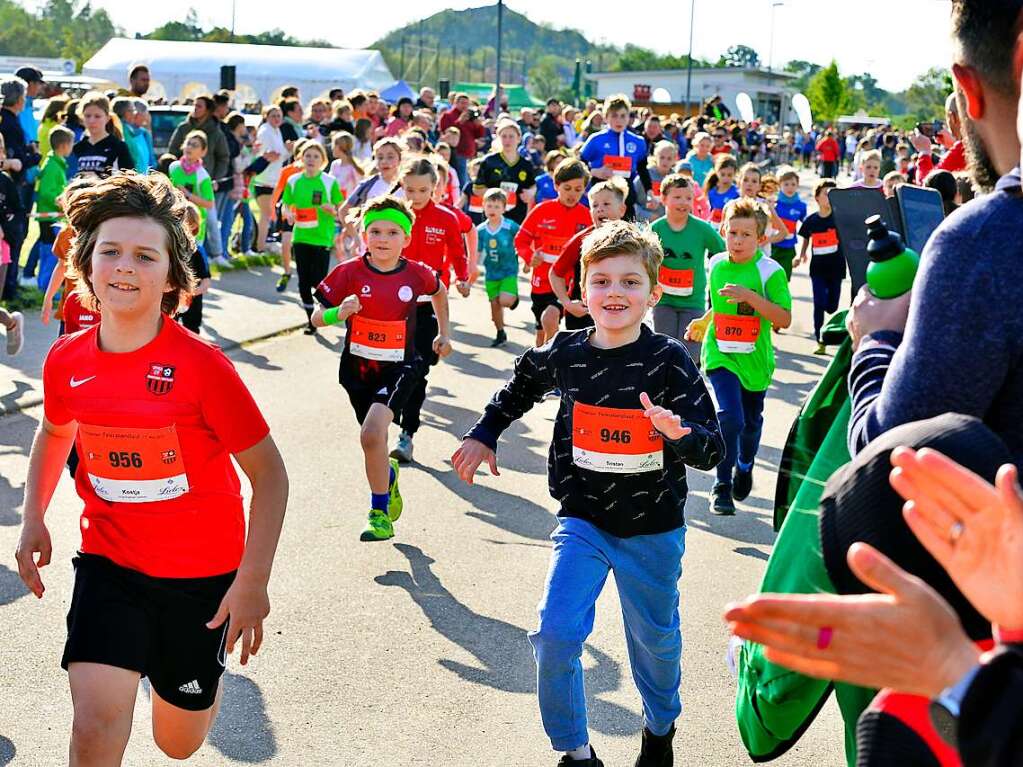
[589,176,629,203]
[722,197,770,237]
[603,94,632,116]
[581,220,662,288]
[183,129,207,151]
[861,149,882,165]
[301,142,328,170]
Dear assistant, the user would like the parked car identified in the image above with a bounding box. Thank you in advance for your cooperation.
[149,105,191,156]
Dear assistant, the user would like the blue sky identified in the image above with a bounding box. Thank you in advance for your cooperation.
[58,0,954,92]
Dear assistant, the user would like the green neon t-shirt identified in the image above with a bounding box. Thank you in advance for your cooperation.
[651,214,726,311]
[168,161,214,242]
[702,250,792,392]
[282,171,344,247]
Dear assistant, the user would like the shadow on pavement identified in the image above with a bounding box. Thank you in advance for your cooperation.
[733,546,770,561]
[0,735,13,766]
[208,672,277,763]
[0,381,37,416]
[375,543,644,737]
[204,326,284,373]
[0,564,29,606]
[418,463,556,542]
[682,468,779,548]
[0,410,38,525]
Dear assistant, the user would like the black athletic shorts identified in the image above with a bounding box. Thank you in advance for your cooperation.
[253,185,274,198]
[62,553,234,712]
[565,312,595,331]
[340,358,425,424]
[275,205,294,233]
[530,292,562,330]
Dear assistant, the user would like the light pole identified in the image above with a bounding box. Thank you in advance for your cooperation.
[768,0,784,75]
[230,0,236,42]
[495,0,503,115]
[685,0,696,113]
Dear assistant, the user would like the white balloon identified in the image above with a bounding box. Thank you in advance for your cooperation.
[735,92,755,123]
[792,93,813,132]
[652,87,671,104]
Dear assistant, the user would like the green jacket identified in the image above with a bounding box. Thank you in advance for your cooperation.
[736,312,874,766]
[35,152,67,217]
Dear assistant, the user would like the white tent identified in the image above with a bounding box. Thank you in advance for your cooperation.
[83,37,395,104]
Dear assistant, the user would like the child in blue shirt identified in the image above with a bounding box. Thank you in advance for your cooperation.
[477,188,521,347]
[772,167,807,280]
[704,154,740,225]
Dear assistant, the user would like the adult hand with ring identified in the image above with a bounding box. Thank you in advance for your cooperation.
[723,542,979,699]
[890,447,1023,630]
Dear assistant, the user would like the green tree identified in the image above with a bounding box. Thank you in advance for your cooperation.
[39,0,119,67]
[807,60,855,122]
[719,44,760,69]
[904,66,953,121]
[0,1,60,58]
[529,55,566,100]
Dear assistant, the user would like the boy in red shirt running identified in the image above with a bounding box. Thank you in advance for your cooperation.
[548,177,628,334]
[313,195,451,540]
[390,157,470,463]
[515,158,591,347]
[16,172,289,764]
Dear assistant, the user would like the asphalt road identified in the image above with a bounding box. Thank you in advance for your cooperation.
[0,266,848,766]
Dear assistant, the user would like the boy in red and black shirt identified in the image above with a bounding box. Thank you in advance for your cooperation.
[313,195,451,541]
[515,158,591,347]
[387,158,469,464]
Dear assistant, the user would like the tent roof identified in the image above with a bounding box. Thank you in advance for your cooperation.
[379,79,416,103]
[82,37,393,101]
[453,82,544,109]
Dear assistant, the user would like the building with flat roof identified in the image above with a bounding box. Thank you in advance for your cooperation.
[588,67,800,125]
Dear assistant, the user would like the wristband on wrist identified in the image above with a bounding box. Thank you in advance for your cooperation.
[994,625,1023,645]
[322,306,341,326]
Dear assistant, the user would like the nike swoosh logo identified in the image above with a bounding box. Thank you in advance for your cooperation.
[69,376,96,388]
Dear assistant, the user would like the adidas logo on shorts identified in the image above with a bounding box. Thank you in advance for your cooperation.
[178,680,203,695]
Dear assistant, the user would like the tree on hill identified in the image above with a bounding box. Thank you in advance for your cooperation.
[612,44,710,72]
[903,66,953,121]
[0,0,119,68]
[807,60,859,122]
[719,44,760,69]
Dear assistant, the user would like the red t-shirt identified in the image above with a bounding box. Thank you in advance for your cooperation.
[439,108,486,158]
[551,224,595,299]
[816,137,841,162]
[42,318,270,578]
[62,292,100,335]
[316,255,440,375]
[515,200,591,294]
[404,200,469,287]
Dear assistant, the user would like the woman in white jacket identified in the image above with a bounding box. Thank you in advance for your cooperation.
[253,105,288,253]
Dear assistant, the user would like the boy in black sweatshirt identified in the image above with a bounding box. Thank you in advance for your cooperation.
[454,220,723,767]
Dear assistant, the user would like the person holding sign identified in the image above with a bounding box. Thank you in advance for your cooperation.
[580,94,647,219]
[650,173,725,364]
[15,172,288,764]
[282,142,343,334]
[313,195,450,541]
[515,157,592,347]
[686,198,792,515]
[454,221,722,767]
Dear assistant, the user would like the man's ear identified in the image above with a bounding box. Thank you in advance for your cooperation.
[952,64,986,121]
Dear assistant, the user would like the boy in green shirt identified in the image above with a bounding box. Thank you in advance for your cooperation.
[651,173,725,365]
[282,142,343,333]
[35,125,73,238]
[687,198,792,515]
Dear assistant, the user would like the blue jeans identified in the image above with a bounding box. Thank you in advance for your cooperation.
[707,367,766,486]
[216,191,236,257]
[451,154,469,187]
[810,275,842,341]
[528,517,685,751]
[204,191,225,259]
[225,199,254,254]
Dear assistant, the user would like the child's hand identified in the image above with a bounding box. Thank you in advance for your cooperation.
[15,518,52,599]
[321,204,337,217]
[456,280,471,298]
[793,255,806,268]
[530,253,544,268]
[640,391,691,441]
[522,262,531,274]
[195,277,211,296]
[433,334,452,357]
[340,294,362,317]
[452,438,500,485]
[206,573,270,666]
[284,208,296,226]
[40,300,52,326]
[685,315,711,342]
[719,283,756,304]
[565,300,589,318]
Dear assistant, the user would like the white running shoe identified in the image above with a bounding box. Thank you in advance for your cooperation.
[6,311,24,355]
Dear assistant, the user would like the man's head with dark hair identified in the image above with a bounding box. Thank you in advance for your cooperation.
[950,0,1023,190]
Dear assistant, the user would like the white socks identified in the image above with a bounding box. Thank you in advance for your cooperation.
[566,744,592,761]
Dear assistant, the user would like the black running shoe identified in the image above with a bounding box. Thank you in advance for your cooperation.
[733,464,754,502]
[490,329,507,347]
[634,725,675,767]
[711,483,736,515]
[510,297,520,310]
[557,747,604,766]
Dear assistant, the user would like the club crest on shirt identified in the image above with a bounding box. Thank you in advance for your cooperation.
[146,364,175,395]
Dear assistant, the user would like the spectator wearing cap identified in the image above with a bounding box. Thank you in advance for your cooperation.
[0,75,40,299]
[14,66,44,145]
[385,97,414,138]
[847,1,1023,465]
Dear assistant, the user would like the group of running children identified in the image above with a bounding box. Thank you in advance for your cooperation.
[9,91,854,767]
